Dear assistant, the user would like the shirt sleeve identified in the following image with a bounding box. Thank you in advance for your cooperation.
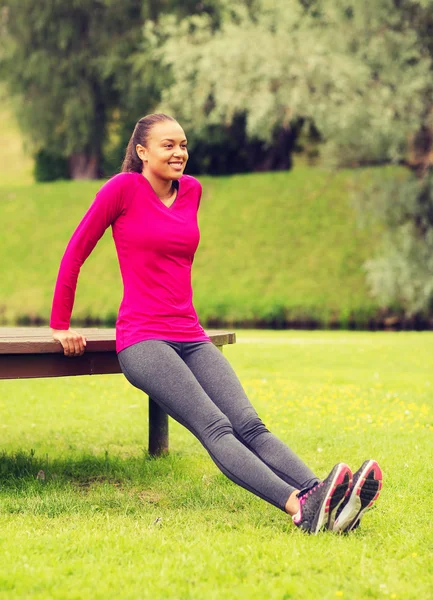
[49,173,129,330]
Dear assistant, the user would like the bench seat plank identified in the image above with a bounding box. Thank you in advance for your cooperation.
[0,327,236,379]
[0,328,236,355]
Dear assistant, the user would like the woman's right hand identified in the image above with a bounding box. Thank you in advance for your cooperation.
[51,328,87,357]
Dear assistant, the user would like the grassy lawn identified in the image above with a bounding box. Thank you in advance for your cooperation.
[1,331,432,599]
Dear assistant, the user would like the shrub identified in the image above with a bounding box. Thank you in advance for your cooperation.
[34,150,69,182]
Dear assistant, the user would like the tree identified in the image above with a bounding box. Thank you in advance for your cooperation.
[0,0,144,179]
[103,0,223,176]
[148,0,432,168]
[0,0,224,179]
[345,0,433,317]
[352,172,433,318]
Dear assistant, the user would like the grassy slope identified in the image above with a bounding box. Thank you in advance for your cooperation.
[1,167,398,327]
[1,331,432,598]
[195,167,387,325]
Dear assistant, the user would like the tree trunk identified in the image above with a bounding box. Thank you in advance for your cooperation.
[407,107,433,178]
[259,127,296,171]
[68,85,106,180]
[68,152,100,180]
[249,122,304,172]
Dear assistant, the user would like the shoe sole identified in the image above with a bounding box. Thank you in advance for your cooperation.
[311,463,352,535]
[333,459,382,533]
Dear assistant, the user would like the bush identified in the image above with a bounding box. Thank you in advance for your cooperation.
[352,170,433,316]
[34,150,69,182]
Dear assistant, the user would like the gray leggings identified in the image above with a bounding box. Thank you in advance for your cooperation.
[118,340,319,511]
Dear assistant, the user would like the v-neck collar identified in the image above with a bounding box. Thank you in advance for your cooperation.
[140,174,181,210]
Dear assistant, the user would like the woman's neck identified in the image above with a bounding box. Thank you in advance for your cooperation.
[142,171,173,199]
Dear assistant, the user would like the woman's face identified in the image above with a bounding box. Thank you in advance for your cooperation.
[136,120,189,181]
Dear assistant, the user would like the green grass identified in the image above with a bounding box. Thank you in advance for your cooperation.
[1,331,432,599]
[1,167,401,328]
[194,167,387,326]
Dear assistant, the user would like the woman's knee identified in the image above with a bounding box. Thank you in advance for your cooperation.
[202,413,234,444]
[236,416,269,445]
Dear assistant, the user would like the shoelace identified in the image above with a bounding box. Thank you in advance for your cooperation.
[298,480,324,505]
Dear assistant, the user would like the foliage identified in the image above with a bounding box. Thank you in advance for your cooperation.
[103,0,223,176]
[167,113,304,175]
[150,0,432,168]
[353,170,433,315]
[0,0,224,178]
[3,0,433,176]
[0,0,144,177]
[34,149,69,182]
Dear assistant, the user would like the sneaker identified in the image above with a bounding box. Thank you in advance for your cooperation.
[332,459,382,533]
[292,463,352,534]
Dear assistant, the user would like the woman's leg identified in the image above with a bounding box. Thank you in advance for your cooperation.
[118,340,295,511]
[182,342,320,491]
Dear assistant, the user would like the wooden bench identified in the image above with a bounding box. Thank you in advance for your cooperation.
[0,327,236,456]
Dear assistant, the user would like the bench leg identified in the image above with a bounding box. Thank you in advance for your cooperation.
[148,396,169,456]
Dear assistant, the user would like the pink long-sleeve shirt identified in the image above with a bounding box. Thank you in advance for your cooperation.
[50,172,210,353]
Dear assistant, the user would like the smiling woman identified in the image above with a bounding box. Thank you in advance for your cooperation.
[49,113,382,535]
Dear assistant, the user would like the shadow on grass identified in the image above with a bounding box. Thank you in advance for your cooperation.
[0,448,256,518]
[0,448,182,491]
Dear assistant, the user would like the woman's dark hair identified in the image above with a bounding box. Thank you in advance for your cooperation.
[121,113,177,173]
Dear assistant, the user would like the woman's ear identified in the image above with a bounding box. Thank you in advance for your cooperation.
[136,144,147,162]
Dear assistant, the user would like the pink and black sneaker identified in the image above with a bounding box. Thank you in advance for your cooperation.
[332,459,382,533]
[292,463,352,534]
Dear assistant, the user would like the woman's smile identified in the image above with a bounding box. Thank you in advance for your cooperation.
[168,161,184,171]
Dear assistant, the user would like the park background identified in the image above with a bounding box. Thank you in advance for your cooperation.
[1,1,433,599]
